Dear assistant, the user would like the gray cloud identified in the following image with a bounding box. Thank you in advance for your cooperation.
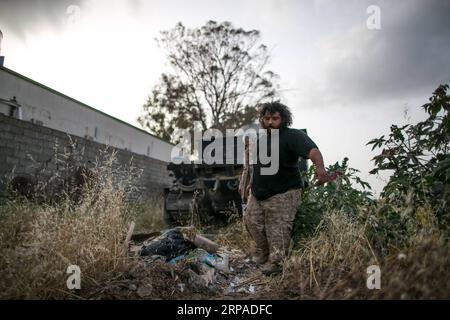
[318,0,450,105]
[0,0,143,40]
[2,0,448,107]
[0,0,81,39]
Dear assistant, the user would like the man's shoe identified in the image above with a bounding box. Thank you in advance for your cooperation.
[261,263,283,276]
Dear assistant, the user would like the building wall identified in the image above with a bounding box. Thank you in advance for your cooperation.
[0,66,173,162]
[0,113,172,201]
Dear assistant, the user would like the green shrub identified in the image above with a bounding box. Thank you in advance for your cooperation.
[292,157,374,244]
[367,84,449,228]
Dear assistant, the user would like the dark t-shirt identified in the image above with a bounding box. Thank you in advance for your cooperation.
[251,128,318,201]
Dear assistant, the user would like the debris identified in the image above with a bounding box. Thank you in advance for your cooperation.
[129,245,143,256]
[185,248,230,274]
[235,285,256,294]
[168,254,187,265]
[129,226,261,297]
[140,228,196,261]
[227,282,236,294]
[192,234,220,253]
[213,253,230,274]
[139,228,220,261]
[186,269,209,291]
[177,227,220,253]
[199,264,216,286]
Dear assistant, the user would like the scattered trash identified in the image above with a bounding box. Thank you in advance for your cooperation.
[236,287,247,293]
[192,234,220,253]
[213,253,230,273]
[139,227,222,263]
[235,284,257,294]
[130,226,262,296]
[185,248,231,274]
[168,254,187,265]
[140,228,196,261]
[129,245,143,256]
[186,269,209,291]
[177,226,220,253]
[199,264,216,286]
[227,276,241,294]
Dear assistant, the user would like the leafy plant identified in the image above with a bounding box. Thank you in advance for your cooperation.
[292,157,375,243]
[367,84,450,227]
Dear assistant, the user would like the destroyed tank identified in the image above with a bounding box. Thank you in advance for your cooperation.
[163,136,244,227]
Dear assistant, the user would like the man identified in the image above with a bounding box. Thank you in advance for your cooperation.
[240,102,338,276]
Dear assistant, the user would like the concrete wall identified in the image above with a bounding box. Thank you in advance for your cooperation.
[0,113,172,201]
[0,66,174,162]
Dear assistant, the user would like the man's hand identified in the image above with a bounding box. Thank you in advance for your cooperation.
[308,148,341,186]
[314,168,340,186]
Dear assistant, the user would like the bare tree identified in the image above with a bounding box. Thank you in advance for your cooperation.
[138,20,280,142]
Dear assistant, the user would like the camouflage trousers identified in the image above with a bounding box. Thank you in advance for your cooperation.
[243,188,302,265]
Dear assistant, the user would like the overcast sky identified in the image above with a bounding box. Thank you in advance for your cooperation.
[1,0,449,197]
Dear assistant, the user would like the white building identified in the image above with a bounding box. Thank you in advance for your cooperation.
[0,66,173,162]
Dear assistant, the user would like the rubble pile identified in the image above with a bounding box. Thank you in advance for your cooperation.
[121,226,272,299]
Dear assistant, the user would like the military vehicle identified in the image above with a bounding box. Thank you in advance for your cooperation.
[163,136,244,227]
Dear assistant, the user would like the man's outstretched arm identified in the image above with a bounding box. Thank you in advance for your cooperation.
[307,148,339,185]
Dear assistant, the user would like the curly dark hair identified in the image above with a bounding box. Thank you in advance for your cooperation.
[258,101,293,129]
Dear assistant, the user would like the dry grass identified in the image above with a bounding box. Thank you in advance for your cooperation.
[268,211,376,299]
[0,151,139,299]
[334,235,450,300]
[275,206,450,299]
[198,201,449,300]
[132,196,166,233]
[215,216,253,255]
[1,143,448,299]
